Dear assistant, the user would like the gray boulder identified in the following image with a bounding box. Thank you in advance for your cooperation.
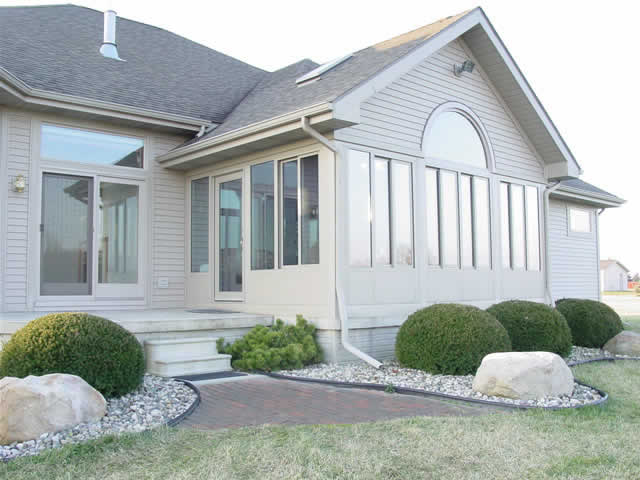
[604,331,640,356]
[472,352,574,400]
[0,374,106,444]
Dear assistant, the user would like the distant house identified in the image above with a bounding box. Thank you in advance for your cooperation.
[600,260,630,291]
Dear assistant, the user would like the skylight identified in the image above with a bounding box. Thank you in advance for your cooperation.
[296,54,353,85]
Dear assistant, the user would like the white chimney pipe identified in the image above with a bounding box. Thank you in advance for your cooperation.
[100,10,125,61]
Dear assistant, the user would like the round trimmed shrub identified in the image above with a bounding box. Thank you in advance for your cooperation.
[555,298,623,348]
[395,304,511,375]
[0,313,144,397]
[486,300,572,357]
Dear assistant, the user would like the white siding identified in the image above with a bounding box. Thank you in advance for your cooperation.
[336,39,545,182]
[548,199,599,301]
[3,114,31,311]
[151,136,187,308]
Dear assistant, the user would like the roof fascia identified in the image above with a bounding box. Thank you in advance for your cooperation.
[551,187,625,208]
[157,102,334,165]
[0,67,212,132]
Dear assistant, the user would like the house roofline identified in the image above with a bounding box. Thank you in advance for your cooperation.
[156,102,335,165]
[0,67,213,132]
[551,185,625,208]
[332,7,582,178]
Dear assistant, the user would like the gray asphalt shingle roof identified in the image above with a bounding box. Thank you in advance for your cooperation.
[560,179,622,201]
[197,10,470,142]
[0,4,266,123]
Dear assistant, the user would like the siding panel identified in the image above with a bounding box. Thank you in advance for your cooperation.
[336,39,545,182]
[548,199,599,300]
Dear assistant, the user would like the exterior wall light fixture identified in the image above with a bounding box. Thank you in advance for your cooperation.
[13,174,26,193]
[453,60,475,77]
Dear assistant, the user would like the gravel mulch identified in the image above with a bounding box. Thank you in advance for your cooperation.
[280,349,611,409]
[0,374,197,462]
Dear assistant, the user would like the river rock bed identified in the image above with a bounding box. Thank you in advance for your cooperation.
[280,359,603,409]
[0,374,196,462]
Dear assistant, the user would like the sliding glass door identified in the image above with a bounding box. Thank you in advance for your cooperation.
[40,173,144,298]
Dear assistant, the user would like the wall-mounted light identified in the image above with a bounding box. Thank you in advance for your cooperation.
[13,174,26,193]
[453,60,475,77]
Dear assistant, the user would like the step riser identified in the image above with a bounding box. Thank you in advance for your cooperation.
[150,357,231,377]
[145,342,219,359]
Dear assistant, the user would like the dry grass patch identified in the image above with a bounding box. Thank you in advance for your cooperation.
[3,362,640,480]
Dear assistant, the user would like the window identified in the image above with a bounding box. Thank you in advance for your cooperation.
[251,162,274,270]
[374,159,391,265]
[391,161,413,266]
[426,168,490,269]
[500,182,540,271]
[41,125,144,168]
[348,150,413,267]
[280,155,319,266]
[190,178,209,273]
[569,207,591,233]
[424,111,486,169]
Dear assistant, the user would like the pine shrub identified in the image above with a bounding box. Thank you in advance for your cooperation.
[217,315,322,371]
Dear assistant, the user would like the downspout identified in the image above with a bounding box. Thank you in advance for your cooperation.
[300,117,382,368]
[543,181,562,305]
[596,208,605,299]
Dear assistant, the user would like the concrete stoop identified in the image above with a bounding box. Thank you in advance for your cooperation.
[144,337,232,377]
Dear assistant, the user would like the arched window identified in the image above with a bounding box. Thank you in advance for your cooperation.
[424,110,487,169]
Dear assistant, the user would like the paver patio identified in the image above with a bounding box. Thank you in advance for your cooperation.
[180,376,502,430]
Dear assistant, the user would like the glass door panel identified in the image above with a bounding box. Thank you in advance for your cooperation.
[215,173,243,300]
[40,173,92,296]
[95,178,143,298]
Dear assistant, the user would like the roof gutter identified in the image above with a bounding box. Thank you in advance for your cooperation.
[543,181,562,305]
[0,67,212,132]
[157,103,333,165]
[553,185,625,207]
[300,116,382,369]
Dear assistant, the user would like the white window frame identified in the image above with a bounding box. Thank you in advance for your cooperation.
[567,206,593,235]
[34,127,148,304]
[422,102,495,271]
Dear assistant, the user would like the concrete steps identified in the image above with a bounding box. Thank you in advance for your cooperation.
[144,337,232,377]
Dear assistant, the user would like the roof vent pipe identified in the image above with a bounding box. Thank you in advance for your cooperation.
[100,10,125,61]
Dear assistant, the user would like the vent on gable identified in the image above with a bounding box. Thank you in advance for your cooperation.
[296,54,353,85]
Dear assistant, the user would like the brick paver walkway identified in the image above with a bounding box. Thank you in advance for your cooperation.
[181,376,501,430]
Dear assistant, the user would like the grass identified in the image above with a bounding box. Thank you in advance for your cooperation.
[603,291,637,296]
[3,361,640,479]
[622,315,640,333]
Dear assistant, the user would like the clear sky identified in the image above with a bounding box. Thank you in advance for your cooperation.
[3,0,638,272]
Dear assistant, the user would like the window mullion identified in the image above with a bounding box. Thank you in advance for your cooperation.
[296,157,302,266]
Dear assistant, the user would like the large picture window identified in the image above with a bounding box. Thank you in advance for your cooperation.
[41,124,144,168]
[251,162,275,270]
[500,182,540,271]
[280,155,319,266]
[425,168,490,269]
[348,149,413,268]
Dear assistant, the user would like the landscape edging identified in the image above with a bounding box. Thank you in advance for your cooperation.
[167,379,201,427]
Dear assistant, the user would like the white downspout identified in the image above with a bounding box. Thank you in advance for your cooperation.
[543,181,562,305]
[300,117,382,369]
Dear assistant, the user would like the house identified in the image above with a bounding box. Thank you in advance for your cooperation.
[600,259,630,292]
[0,5,625,366]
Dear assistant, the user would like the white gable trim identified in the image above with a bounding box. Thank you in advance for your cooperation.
[332,7,582,179]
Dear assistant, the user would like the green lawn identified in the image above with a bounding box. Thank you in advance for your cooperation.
[603,291,637,296]
[3,361,640,480]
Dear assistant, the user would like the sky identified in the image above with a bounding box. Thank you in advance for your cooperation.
[2,0,639,272]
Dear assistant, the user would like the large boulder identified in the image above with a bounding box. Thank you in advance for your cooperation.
[0,374,106,444]
[472,352,574,400]
[604,331,640,356]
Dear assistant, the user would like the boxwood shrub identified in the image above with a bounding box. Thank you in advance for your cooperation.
[395,304,511,375]
[555,298,623,348]
[217,315,322,371]
[0,312,144,398]
[487,300,572,356]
